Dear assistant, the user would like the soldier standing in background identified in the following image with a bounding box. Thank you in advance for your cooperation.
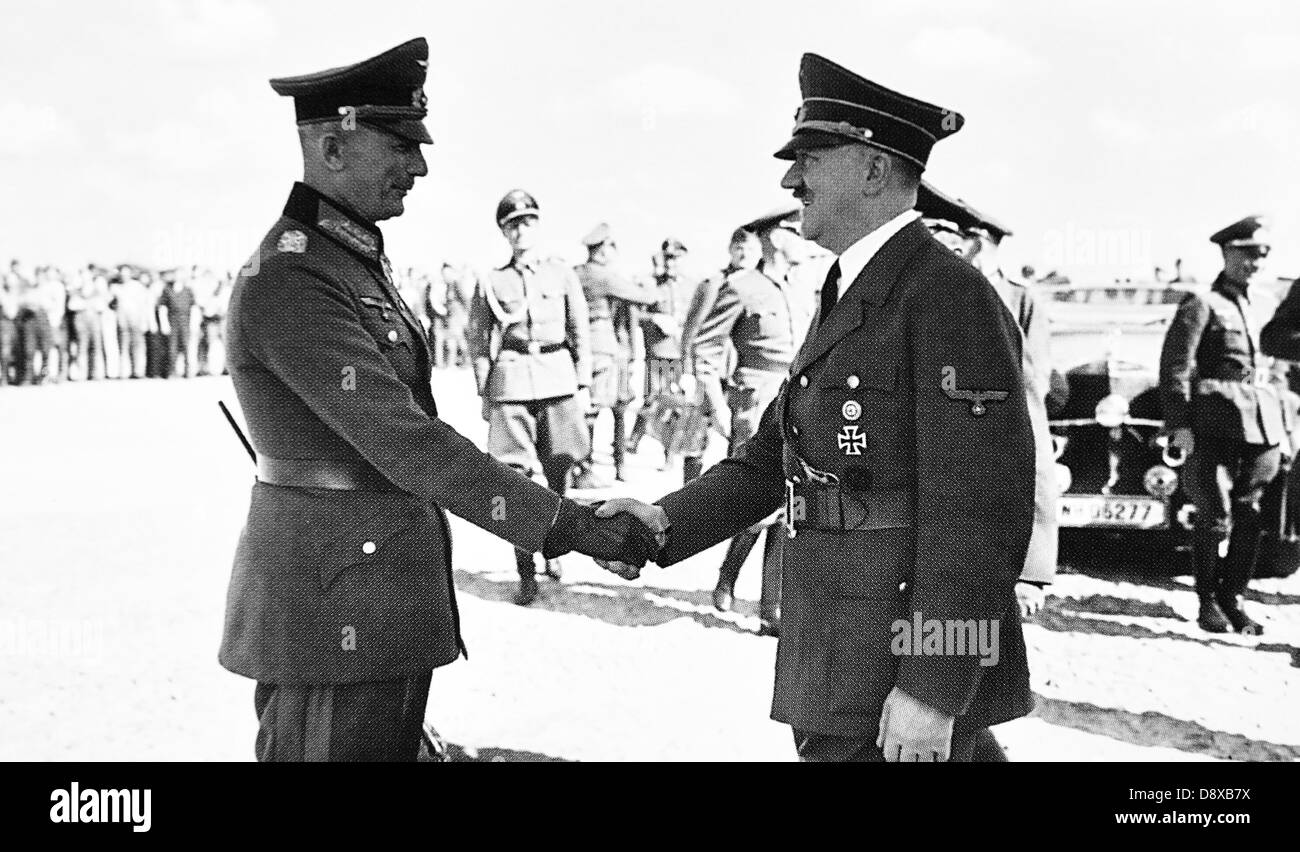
[159,269,196,378]
[0,262,23,385]
[681,227,799,635]
[17,266,58,384]
[1161,215,1284,635]
[111,266,150,379]
[196,268,231,377]
[42,267,70,383]
[424,264,450,367]
[143,271,167,378]
[917,182,1058,621]
[572,224,656,485]
[468,189,595,605]
[627,238,696,467]
[67,266,108,381]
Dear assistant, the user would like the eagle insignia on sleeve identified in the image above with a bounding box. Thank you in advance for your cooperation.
[940,366,1007,417]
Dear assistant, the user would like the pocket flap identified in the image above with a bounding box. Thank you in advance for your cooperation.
[314,503,420,590]
[245,484,421,590]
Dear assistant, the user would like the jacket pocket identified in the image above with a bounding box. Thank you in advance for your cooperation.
[314,501,421,590]
[245,483,422,591]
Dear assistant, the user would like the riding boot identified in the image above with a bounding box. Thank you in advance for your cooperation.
[514,549,538,606]
[612,408,627,481]
[626,411,646,455]
[1193,528,1230,633]
[1217,512,1265,635]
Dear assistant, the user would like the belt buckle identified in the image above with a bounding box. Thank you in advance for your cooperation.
[527,341,541,355]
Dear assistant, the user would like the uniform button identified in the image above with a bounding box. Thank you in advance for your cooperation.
[899,581,907,592]
[362,541,377,555]
[846,375,860,389]
[387,329,399,343]
[791,425,799,436]
[798,375,808,388]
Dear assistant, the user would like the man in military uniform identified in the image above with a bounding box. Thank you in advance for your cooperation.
[1161,216,1285,635]
[681,227,800,635]
[219,38,660,762]
[467,190,596,606]
[627,238,696,466]
[572,224,655,485]
[918,182,1058,619]
[599,53,1036,762]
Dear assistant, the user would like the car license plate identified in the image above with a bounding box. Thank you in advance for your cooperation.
[1057,495,1167,529]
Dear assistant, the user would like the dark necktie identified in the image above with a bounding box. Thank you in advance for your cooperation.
[818,260,842,328]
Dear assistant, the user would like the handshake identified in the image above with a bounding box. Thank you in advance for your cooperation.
[541,498,670,580]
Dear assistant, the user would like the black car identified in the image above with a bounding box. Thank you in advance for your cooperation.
[1045,281,1300,577]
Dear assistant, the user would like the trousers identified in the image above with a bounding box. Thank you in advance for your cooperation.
[253,670,433,762]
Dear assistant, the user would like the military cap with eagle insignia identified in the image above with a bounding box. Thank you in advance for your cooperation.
[773,53,964,170]
[917,180,1013,243]
[269,37,432,144]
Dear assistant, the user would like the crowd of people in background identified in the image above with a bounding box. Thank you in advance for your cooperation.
[0,258,488,386]
[0,261,232,385]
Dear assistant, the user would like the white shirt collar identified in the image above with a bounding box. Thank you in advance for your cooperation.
[834,209,921,300]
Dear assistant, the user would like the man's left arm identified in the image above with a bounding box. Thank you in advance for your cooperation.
[564,267,593,389]
[895,272,1036,718]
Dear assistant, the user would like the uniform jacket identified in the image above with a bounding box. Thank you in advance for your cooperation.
[640,272,697,361]
[683,267,798,383]
[574,260,656,359]
[468,257,593,403]
[1159,274,1287,446]
[991,274,1057,585]
[1261,279,1300,363]
[656,219,1036,737]
[221,182,562,685]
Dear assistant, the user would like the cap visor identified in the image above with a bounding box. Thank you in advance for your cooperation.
[499,210,539,226]
[772,130,857,160]
[364,118,433,144]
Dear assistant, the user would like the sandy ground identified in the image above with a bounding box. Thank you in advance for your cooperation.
[0,371,1297,761]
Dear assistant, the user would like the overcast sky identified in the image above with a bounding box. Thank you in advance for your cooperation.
[2,0,1297,283]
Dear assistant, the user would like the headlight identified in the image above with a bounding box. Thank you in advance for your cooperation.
[1144,465,1178,498]
[1095,394,1130,428]
[1054,463,1072,493]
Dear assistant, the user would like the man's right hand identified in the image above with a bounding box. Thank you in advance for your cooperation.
[542,499,663,567]
[677,373,697,398]
[1167,427,1194,460]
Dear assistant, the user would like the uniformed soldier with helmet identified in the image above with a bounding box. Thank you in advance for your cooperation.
[219,38,661,762]
[1162,215,1286,635]
[572,223,656,484]
[468,190,597,606]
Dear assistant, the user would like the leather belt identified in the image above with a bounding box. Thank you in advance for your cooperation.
[783,456,912,535]
[788,483,914,533]
[257,457,397,491]
[502,340,568,355]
